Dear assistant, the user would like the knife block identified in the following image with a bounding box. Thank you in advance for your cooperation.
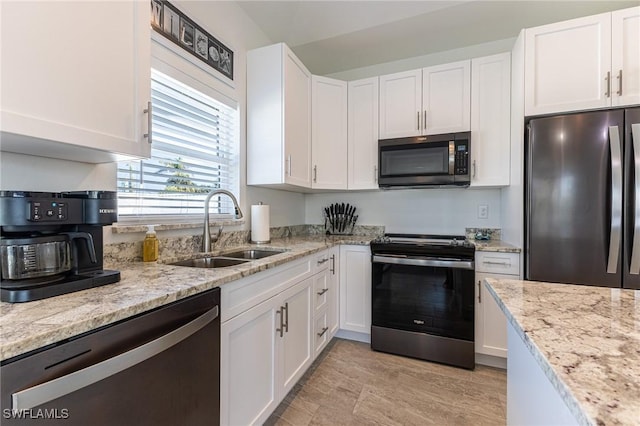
[323,203,358,235]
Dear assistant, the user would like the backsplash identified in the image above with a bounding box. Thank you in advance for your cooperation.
[104,225,384,263]
[465,228,501,241]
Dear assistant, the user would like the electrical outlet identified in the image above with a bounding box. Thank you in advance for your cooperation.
[478,204,489,219]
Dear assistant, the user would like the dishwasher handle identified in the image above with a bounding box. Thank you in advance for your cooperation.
[373,255,474,270]
[12,305,219,410]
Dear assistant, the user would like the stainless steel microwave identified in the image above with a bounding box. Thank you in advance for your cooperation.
[378,132,471,188]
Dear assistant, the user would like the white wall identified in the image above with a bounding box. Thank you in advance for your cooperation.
[0,152,116,191]
[305,188,501,235]
[327,38,516,81]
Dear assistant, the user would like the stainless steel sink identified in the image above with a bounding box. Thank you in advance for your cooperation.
[221,249,285,260]
[169,257,250,268]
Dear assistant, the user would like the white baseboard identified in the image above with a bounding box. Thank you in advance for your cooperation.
[335,329,371,343]
[476,352,507,369]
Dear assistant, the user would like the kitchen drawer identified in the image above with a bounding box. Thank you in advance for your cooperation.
[221,256,312,322]
[312,250,331,274]
[475,251,520,275]
[313,272,329,313]
[314,310,330,357]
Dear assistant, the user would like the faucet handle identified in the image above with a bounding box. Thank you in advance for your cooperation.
[213,225,223,242]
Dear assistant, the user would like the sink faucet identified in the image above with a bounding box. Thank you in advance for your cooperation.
[202,189,243,252]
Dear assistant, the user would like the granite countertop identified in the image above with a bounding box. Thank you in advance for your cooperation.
[471,239,521,253]
[0,235,374,362]
[485,278,640,426]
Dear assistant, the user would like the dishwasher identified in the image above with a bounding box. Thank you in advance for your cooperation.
[1,288,220,425]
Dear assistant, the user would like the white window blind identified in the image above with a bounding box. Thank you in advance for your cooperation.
[118,69,239,219]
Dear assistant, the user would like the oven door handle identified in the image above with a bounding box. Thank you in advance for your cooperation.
[372,255,474,270]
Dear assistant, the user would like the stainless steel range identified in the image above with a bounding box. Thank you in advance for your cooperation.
[370,234,475,369]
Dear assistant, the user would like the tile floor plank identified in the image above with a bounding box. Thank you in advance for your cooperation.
[266,338,506,426]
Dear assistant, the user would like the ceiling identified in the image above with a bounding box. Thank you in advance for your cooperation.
[237,0,638,75]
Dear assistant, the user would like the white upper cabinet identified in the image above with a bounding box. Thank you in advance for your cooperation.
[312,76,348,190]
[379,70,422,139]
[379,62,471,139]
[422,60,471,135]
[0,1,151,162]
[471,53,511,187]
[348,77,379,190]
[247,43,311,189]
[525,7,639,116]
[611,7,640,107]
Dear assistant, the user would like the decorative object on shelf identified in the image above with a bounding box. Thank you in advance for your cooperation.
[150,0,234,81]
[323,203,358,235]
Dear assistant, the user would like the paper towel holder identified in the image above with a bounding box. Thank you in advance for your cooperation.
[251,202,271,244]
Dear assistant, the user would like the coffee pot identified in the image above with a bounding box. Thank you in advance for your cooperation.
[0,191,120,302]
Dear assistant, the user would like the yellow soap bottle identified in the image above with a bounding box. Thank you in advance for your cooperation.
[143,225,159,262]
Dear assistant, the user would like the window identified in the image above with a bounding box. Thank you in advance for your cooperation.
[118,69,239,220]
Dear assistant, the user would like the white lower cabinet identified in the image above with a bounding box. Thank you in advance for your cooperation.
[221,295,279,426]
[280,279,313,394]
[474,251,520,364]
[221,276,312,426]
[327,247,340,337]
[339,245,372,335]
[221,249,335,425]
[312,246,340,357]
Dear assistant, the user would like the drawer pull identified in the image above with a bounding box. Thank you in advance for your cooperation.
[317,258,329,265]
[317,288,329,296]
[317,327,329,337]
[483,261,511,266]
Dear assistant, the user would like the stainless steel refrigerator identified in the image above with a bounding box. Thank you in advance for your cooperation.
[525,107,639,289]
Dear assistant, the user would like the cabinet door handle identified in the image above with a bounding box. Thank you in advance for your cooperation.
[330,254,336,274]
[616,70,623,96]
[423,110,427,130]
[313,165,317,183]
[276,307,284,338]
[283,302,289,333]
[317,288,329,296]
[477,280,482,303]
[143,101,152,144]
[473,160,477,179]
[417,111,420,130]
[317,327,329,337]
[374,166,378,183]
[605,71,611,98]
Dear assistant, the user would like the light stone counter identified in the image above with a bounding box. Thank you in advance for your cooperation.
[0,235,375,362]
[486,278,640,426]
[471,239,521,253]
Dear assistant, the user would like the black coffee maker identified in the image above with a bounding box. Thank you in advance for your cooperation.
[0,191,120,303]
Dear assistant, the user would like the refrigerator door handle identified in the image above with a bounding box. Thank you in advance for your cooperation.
[607,126,623,274]
[630,123,640,275]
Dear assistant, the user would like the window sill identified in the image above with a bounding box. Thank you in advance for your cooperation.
[111,219,245,234]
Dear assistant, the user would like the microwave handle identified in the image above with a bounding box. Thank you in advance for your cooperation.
[448,141,455,175]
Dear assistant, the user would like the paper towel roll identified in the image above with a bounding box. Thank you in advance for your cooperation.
[251,203,270,243]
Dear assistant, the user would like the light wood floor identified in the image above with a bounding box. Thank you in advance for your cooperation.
[265,338,506,426]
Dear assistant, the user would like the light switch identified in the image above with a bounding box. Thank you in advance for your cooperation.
[478,204,488,219]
